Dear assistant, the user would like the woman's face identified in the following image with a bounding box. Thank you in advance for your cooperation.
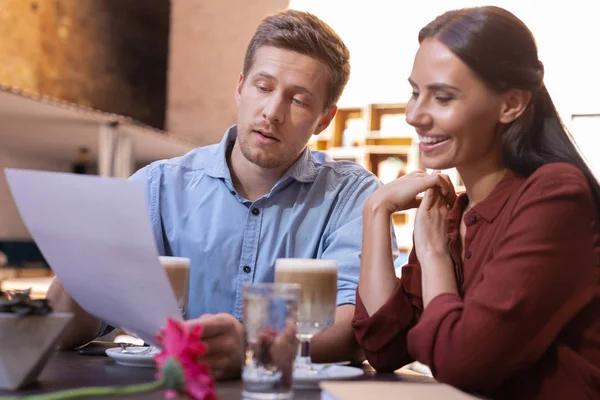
[406,38,505,171]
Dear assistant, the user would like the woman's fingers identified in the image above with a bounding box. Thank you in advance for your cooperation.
[436,174,457,205]
[420,187,438,211]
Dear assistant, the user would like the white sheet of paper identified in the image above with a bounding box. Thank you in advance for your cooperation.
[5,168,181,346]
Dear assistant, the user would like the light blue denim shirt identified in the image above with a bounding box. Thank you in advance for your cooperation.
[130,126,397,320]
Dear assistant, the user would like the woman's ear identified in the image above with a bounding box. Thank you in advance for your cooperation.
[499,88,532,124]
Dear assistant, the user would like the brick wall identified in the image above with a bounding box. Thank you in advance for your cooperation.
[167,0,289,145]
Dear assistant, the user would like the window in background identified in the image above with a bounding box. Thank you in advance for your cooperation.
[571,114,600,180]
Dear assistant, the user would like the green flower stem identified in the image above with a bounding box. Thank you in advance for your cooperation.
[0,379,164,400]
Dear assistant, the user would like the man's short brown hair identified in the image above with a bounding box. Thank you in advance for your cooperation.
[243,9,350,110]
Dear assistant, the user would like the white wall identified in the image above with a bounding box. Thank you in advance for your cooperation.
[0,150,70,239]
[290,0,600,128]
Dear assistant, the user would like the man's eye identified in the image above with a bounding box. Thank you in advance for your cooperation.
[292,98,306,106]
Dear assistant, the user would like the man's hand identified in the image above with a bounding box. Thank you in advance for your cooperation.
[188,313,245,380]
[188,306,361,379]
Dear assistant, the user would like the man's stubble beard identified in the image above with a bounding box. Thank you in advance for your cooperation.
[238,131,286,170]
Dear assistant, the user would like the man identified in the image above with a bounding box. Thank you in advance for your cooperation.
[47,9,397,379]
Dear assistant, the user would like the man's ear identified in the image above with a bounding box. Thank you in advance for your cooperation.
[499,88,532,124]
[235,73,244,106]
[314,106,338,135]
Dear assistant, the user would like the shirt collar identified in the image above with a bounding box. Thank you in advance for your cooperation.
[471,169,524,222]
[202,125,236,180]
[281,146,319,183]
[447,169,524,225]
[204,125,319,184]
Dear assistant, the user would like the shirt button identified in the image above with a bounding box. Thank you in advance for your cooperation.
[469,215,478,224]
[243,265,252,273]
[252,208,260,216]
[230,190,236,195]
[465,251,472,259]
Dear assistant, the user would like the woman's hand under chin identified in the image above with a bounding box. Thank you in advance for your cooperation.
[365,170,456,216]
[358,169,458,314]
[414,185,459,307]
[414,185,451,259]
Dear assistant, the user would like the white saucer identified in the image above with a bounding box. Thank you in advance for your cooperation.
[314,361,351,367]
[293,365,364,389]
[105,347,156,368]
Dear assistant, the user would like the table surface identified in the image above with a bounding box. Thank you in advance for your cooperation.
[0,351,437,399]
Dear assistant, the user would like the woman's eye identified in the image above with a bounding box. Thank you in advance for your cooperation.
[436,95,454,104]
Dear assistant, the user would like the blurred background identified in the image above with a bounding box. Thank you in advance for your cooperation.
[0,0,598,294]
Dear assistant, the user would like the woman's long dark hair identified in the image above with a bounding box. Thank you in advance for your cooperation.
[419,6,600,209]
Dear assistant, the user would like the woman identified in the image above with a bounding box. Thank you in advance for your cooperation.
[353,6,600,399]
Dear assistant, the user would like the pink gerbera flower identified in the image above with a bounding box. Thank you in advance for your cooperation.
[155,318,216,400]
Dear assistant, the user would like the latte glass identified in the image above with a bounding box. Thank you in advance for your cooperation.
[159,256,190,317]
[127,256,190,354]
[274,258,337,374]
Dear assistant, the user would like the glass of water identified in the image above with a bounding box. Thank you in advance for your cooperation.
[242,283,301,400]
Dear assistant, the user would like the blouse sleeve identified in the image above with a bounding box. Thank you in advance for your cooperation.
[353,248,424,371]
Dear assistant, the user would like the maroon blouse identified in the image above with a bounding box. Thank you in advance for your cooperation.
[353,163,600,399]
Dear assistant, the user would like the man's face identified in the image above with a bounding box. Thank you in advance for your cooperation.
[235,46,336,170]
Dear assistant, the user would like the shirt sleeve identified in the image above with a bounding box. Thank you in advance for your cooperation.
[321,173,399,307]
[407,166,598,391]
[352,248,424,371]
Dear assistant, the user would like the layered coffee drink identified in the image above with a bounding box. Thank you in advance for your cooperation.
[274,258,338,336]
[159,256,190,316]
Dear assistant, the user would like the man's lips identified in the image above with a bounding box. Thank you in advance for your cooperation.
[253,130,280,141]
